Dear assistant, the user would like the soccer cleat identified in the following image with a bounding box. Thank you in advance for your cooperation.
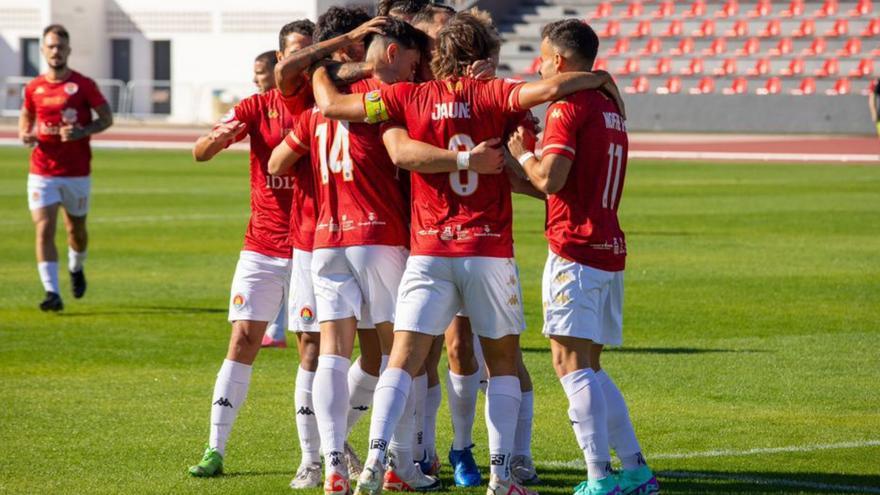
[290,462,322,489]
[188,446,224,477]
[617,466,660,495]
[486,474,539,495]
[448,445,481,487]
[345,441,364,480]
[355,458,385,495]
[260,334,287,348]
[325,471,353,495]
[572,477,622,495]
[39,291,63,312]
[415,449,441,476]
[70,269,86,299]
[509,455,540,486]
[382,464,442,492]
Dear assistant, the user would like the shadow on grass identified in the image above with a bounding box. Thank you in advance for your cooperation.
[520,347,764,355]
[58,305,226,317]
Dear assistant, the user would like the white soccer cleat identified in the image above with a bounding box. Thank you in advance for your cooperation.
[486,474,539,495]
[345,441,364,480]
[509,455,540,486]
[290,462,322,489]
[355,458,386,495]
[382,462,442,492]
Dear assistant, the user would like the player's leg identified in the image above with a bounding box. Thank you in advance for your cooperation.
[510,351,540,486]
[59,176,90,299]
[416,337,443,476]
[342,327,383,480]
[444,317,483,487]
[29,174,62,310]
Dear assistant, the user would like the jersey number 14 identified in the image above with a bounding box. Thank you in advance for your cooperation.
[315,121,353,184]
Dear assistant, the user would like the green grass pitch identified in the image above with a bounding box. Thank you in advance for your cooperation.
[0,147,878,494]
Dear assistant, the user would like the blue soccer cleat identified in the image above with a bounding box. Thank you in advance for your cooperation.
[448,444,481,487]
[617,466,660,495]
[573,477,622,495]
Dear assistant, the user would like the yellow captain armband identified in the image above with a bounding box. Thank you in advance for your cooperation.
[363,90,390,124]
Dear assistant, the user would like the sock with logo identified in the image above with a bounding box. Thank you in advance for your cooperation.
[37,261,60,294]
[209,359,253,456]
[513,390,534,458]
[447,369,481,450]
[294,366,321,466]
[411,373,428,456]
[313,355,351,476]
[367,368,412,465]
[423,383,442,458]
[561,368,611,481]
[347,357,380,436]
[486,375,521,481]
[67,247,87,273]
[596,369,645,470]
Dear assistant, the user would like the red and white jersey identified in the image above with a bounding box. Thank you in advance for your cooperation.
[376,77,526,258]
[221,88,313,258]
[23,71,107,177]
[285,78,408,250]
[541,89,628,272]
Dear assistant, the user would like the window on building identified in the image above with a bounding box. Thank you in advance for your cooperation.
[111,39,131,82]
[152,40,171,115]
[21,38,39,77]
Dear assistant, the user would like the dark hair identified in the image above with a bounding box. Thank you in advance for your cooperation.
[541,20,600,65]
[255,50,278,68]
[366,17,430,52]
[411,4,456,26]
[43,24,70,41]
[378,0,431,16]
[279,19,315,51]
[315,7,371,43]
[431,10,500,79]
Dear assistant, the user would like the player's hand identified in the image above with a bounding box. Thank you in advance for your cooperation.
[20,131,37,147]
[469,137,505,174]
[599,76,627,120]
[467,59,497,80]
[60,125,87,142]
[210,120,246,145]
[347,17,389,43]
[507,126,537,160]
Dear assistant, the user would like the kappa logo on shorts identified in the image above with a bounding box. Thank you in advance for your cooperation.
[553,291,571,305]
[300,306,315,323]
[232,294,245,309]
[508,294,520,307]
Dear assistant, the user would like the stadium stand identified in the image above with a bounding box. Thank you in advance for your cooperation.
[497,0,877,97]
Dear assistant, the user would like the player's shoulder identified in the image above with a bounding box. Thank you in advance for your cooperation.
[24,74,46,90]
[350,77,382,93]
[69,71,98,88]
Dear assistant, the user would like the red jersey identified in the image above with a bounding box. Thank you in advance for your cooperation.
[376,77,525,258]
[23,71,107,177]
[285,79,408,250]
[541,90,628,272]
[221,89,310,258]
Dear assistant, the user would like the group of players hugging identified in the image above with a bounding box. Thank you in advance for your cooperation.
[187,2,660,495]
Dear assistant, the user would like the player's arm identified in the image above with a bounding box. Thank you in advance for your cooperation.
[312,66,371,122]
[192,120,247,162]
[268,133,308,176]
[18,107,36,147]
[514,72,626,119]
[505,155,546,199]
[507,125,572,195]
[320,60,375,86]
[870,91,878,123]
[382,126,505,174]
[275,17,388,96]
[60,103,114,143]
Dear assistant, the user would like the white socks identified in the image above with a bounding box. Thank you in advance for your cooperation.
[367,368,412,465]
[513,390,534,458]
[209,359,253,456]
[485,375,521,481]
[37,261,59,294]
[294,366,321,466]
[68,247,86,273]
[411,373,428,457]
[347,357,380,436]
[423,384,442,457]
[313,355,351,476]
[561,368,611,481]
[596,369,644,471]
[447,369,481,450]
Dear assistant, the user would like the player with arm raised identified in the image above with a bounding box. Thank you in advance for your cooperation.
[312,10,622,495]
[506,20,658,495]
[19,24,113,311]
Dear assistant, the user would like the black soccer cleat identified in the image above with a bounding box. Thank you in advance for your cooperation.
[39,292,64,312]
[70,269,86,299]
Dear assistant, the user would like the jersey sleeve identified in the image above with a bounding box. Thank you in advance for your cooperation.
[84,77,108,108]
[217,97,255,145]
[376,83,416,124]
[482,78,527,116]
[22,82,36,113]
[284,108,312,156]
[540,101,579,161]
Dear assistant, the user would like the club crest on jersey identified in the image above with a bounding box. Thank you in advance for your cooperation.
[300,306,315,323]
[61,108,78,124]
[64,82,79,95]
[267,108,279,119]
[232,294,246,309]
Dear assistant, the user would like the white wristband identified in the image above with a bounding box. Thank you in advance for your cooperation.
[456,151,470,170]
[517,151,536,166]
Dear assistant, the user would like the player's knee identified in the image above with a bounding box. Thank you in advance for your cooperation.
[446,335,475,369]
[297,333,320,370]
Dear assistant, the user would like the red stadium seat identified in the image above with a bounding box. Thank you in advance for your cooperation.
[727,20,749,37]
[684,0,707,17]
[749,0,774,17]
[625,76,650,93]
[826,19,849,36]
[527,56,541,75]
[715,58,738,75]
[863,18,880,35]
[602,20,621,37]
[658,76,683,94]
[781,0,805,16]
[769,37,794,54]
[594,57,609,71]
[625,1,645,18]
[703,37,727,55]
[826,77,851,94]
[609,38,631,55]
[617,58,641,75]
[739,37,762,55]
[781,57,806,75]
[672,37,696,54]
[804,37,827,55]
[762,19,783,37]
[654,1,676,18]
[793,19,816,37]
[691,76,716,93]
[694,19,716,37]
[815,57,840,76]
[850,58,874,77]
[590,2,614,20]
[757,77,783,94]
[792,77,817,94]
[838,37,862,55]
[748,57,772,75]
[815,0,839,16]
[665,19,684,37]
[716,0,740,17]
[632,20,652,37]
[849,0,873,15]
[649,57,673,74]
[723,77,749,94]
[641,37,663,55]
[683,57,705,74]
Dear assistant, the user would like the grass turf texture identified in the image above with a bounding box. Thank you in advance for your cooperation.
[0,147,878,495]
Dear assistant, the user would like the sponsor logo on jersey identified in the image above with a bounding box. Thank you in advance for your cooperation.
[300,306,315,323]
[213,397,233,408]
[431,102,470,121]
[232,294,245,309]
[63,82,79,95]
[35,86,46,95]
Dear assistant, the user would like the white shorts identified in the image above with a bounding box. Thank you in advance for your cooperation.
[541,251,623,346]
[27,174,91,216]
[289,249,319,333]
[312,245,408,328]
[395,256,526,340]
[228,250,291,323]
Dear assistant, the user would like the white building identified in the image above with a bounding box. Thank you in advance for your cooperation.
[0,0,371,123]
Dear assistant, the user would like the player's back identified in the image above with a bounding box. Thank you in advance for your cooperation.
[543,89,628,271]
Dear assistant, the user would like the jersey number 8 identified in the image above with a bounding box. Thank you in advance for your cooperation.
[448,134,478,197]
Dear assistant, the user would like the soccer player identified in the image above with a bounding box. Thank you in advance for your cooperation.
[311,11,622,495]
[187,20,317,479]
[18,24,113,311]
[506,20,659,495]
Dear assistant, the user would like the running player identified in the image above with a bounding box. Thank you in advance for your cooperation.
[506,20,659,495]
[19,24,113,311]
[311,11,622,495]
[187,20,315,478]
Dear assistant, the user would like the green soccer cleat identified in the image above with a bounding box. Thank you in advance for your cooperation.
[573,476,622,495]
[617,466,659,495]
[188,446,224,477]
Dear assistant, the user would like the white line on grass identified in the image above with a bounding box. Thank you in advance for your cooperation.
[659,470,880,494]
[0,212,247,227]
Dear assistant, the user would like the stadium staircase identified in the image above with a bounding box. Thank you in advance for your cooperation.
[496,0,878,96]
